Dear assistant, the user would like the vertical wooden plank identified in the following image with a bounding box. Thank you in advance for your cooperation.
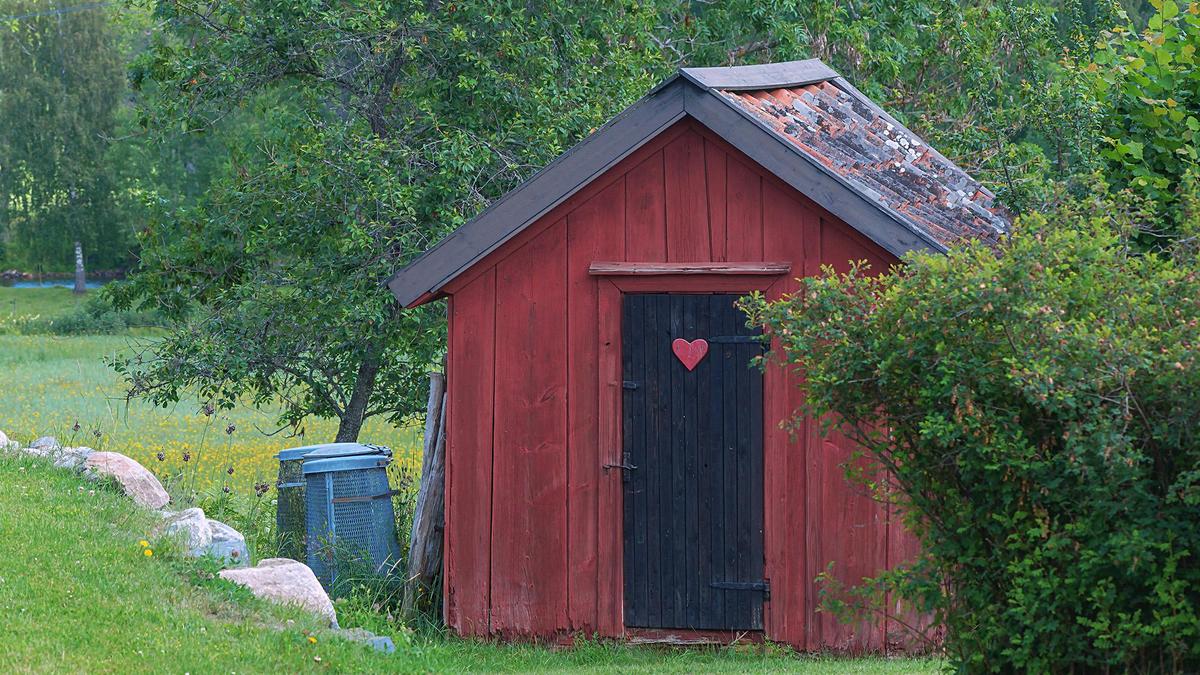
[746,306,767,630]
[664,294,683,626]
[625,152,667,261]
[705,140,728,262]
[761,182,810,649]
[719,295,740,629]
[705,294,726,627]
[445,269,496,637]
[621,294,646,626]
[726,158,764,261]
[566,180,625,633]
[682,296,700,628]
[663,132,712,262]
[491,224,569,637]
[643,295,663,628]
[596,280,624,636]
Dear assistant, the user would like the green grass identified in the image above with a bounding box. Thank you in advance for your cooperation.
[0,285,87,320]
[0,455,938,673]
[0,334,424,493]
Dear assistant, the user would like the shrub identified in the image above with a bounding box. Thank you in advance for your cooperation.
[742,193,1200,671]
[22,293,168,335]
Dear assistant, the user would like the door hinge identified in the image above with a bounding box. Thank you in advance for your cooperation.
[710,579,771,600]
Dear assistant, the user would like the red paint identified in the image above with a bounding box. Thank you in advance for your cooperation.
[433,118,921,652]
[671,338,709,371]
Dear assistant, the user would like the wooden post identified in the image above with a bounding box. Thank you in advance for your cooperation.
[403,371,447,618]
[73,241,86,295]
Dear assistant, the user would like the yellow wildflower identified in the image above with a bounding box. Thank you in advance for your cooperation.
[307,636,317,644]
[138,540,149,548]
[144,548,154,557]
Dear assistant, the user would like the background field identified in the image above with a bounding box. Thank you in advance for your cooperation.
[0,287,423,493]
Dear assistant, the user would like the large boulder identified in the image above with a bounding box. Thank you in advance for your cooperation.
[83,452,170,509]
[207,519,249,567]
[156,508,211,552]
[219,558,337,627]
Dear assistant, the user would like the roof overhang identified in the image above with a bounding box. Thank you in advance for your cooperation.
[388,60,949,307]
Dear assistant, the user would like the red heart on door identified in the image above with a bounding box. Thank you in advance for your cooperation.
[672,338,709,371]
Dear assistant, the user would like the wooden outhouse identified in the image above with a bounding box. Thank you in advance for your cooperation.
[387,59,1007,651]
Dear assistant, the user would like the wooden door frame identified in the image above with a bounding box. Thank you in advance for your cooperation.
[593,268,787,635]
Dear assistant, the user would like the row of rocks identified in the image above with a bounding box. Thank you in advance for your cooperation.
[1,430,394,652]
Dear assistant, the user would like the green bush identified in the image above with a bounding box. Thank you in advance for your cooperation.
[742,193,1200,671]
[21,293,168,335]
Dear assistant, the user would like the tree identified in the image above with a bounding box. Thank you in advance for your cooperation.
[110,1,677,440]
[113,0,1124,441]
[1073,0,1200,241]
[0,0,130,270]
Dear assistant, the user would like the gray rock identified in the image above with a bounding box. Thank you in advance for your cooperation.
[83,452,170,509]
[157,507,212,553]
[52,446,94,471]
[206,518,249,567]
[333,627,396,654]
[29,436,60,452]
[219,558,338,627]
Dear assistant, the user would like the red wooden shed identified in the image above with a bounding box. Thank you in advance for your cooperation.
[388,59,1007,652]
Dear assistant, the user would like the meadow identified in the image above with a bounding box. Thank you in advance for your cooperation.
[0,287,423,494]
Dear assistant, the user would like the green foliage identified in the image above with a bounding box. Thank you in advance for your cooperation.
[20,293,168,335]
[1077,0,1200,237]
[0,1,130,270]
[681,0,1123,211]
[742,188,1200,671]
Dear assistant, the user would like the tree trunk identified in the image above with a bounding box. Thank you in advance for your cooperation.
[335,344,383,442]
[73,241,86,294]
[403,371,447,618]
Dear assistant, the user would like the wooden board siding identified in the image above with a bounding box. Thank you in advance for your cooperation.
[490,224,569,636]
[444,267,496,636]
[441,117,917,651]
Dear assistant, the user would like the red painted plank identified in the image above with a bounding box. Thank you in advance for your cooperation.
[704,139,728,262]
[761,185,809,650]
[624,151,667,261]
[588,262,790,276]
[491,223,570,637]
[803,217,890,653]
[566,180,626,633]
[596,279,624,636]
[726,158,764,261]
[445,268,496,636]
[663,131,712,262]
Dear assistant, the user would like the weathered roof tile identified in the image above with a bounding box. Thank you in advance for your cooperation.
[720,82,1009,248]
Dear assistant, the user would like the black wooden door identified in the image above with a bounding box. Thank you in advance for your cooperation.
[621,293,765,631]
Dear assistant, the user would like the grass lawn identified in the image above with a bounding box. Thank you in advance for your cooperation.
[0,285,87,320]
[0,333,423,492]
[0,454,939,673]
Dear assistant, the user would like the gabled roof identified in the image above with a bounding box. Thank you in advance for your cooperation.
[388,59,1009,307]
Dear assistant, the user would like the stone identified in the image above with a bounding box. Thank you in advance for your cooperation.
[219,558,338,627]
[206,519,249,567]
[83,452,170,509]
[52,446,94,471]
[333,627,396,654]
[156,508,211,553]
[29,436,60,451]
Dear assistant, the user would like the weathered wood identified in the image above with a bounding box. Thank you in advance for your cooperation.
[444,269,496,635]
[73,241,86,295]
[664,131,711,262]
[566,178,626,632]
[588,262,789,276]
[403,372,447,618]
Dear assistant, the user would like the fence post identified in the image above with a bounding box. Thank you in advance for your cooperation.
[403,371,447,618]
